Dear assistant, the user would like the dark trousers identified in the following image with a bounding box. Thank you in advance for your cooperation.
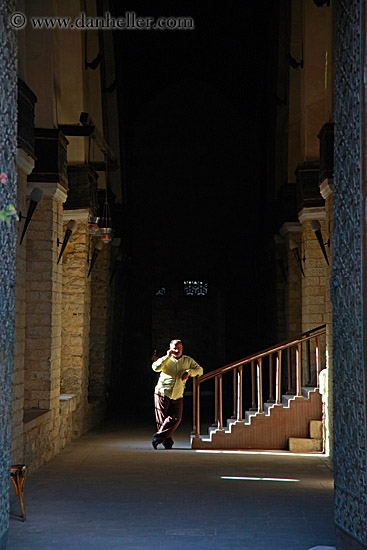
[153,393,183,445]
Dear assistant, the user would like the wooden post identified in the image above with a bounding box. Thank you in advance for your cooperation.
[316,334,321,385]
[268,353,275,403]
[232,368,237,418]
[257,358,263,412]
[237,365,243,421]
[213,376,218,427]
[250,360,257,410]
[286,346,293,394]
[193,377,200,437]
[306,339,311,385]
[218,375,223,429]
[276,350,282,404]
[296,343,302,396]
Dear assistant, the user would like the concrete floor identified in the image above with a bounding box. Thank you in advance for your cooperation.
[7,418,336,550]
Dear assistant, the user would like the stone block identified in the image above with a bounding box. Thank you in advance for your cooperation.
[303,276,320,285]
[310,420,323,439]
[288,437,322,452]
[305,305,325,315]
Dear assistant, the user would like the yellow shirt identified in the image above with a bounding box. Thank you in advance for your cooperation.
[152,354,203,400]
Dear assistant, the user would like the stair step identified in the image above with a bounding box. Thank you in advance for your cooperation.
[264,402,275,415]
[245,410,257,423]
[282,394,294,407]
[289,437,322,453]
[302,386,317,398]
[309,420,322,439]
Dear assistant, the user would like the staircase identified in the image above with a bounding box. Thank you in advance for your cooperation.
[191,386,322,450]
[190,326,326,452]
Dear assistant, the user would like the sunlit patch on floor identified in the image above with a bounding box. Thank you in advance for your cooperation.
[221,476,299,482]
[195,449,329,457]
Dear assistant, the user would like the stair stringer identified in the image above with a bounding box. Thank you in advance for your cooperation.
[191,389,322,450]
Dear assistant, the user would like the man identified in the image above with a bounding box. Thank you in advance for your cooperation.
[152,339,203,449]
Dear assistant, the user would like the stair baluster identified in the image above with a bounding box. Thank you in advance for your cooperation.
[276,350,282,404]
[193,377,200,438]
[306,339,311,385]
[296,343,302,396]
[237,365,243,421]
[268,353,275,403]
[213,377,218,427]
[232,368,238,418]
[250,360,256,410]
[218,375,223,429]
[316,334,321,384]
[257,358,263,412]
[286,347,293,394]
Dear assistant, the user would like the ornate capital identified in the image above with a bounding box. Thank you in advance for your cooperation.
[298,206,326,224]
[26,182,68,203]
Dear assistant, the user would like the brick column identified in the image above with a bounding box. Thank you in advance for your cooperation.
[279,222,303,339]
[298,207,327,332]
[12,150,35,463]
[61,210,92,437]
[274,235,287,342]
[89,242,112,403]
[24,183,67,411]
[298,206,328,386]
[320,179,333,457]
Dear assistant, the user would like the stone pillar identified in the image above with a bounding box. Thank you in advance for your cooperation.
[61,210,92,437]
[334,1,367,545]
[279,222,302,339]
[318,122,334,458]
[0,1,17,546]
[298,206,328,387]
[12,150,35,464]
[24,126,68,416]
[61,164,111,429]
[89,243,112,403]
[274,235,287,342]
[319,179,333,457]
[24,182,67,411]
[298,207,328,331]
[12,78,37,464]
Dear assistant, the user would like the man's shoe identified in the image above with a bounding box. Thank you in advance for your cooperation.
[163,441,173,450]
[152,437,159,450]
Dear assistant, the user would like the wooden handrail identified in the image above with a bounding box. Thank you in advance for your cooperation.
[198,328,326,384]
[302,324,326,336]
